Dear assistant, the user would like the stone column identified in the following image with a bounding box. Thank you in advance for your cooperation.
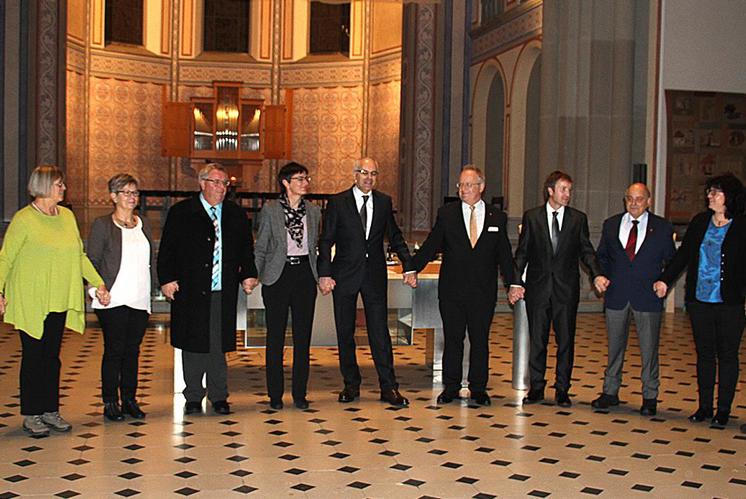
[539,0,644,228]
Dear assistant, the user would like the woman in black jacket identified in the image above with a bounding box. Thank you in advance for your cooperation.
[654,173,745,427]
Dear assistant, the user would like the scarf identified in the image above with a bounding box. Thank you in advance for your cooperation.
[279,194,306,248]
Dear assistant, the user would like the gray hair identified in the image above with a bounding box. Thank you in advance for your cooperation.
[198,162,227,180]
[352,157,378,173]
[461,164,485,182]
[108,173,139,194]
[28,164,64,198]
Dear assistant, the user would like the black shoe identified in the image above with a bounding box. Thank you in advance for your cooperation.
[740,423,746,434]
[711,410,730,428]
[640,398,657,416]
[555,389,571,408]
[338,386,360,403]
[103,402,124,422]
[184,401,202,415]
[122,399,146,419]
[294,398,309,410]
[436,391,459,405]
[688,407,713,423]
[522,389,544,405]
[591,393,619,410]
[380,388,409,407]
[212,400,231,415]
[269,399,283,410]
[470,391,491,406]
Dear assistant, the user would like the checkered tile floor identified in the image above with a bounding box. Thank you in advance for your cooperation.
[0,312,744,497]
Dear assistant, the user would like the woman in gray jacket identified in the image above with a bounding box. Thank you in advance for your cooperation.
[254,162,321,410]
[88,174,155,421]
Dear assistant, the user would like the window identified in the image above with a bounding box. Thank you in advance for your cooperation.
[203,0,250,53]
[481,0,503,25]
[309,1,350,55]
[105,0,144,46]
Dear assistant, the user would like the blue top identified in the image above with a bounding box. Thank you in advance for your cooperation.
[696,219,731,303]
[200,194,223,291]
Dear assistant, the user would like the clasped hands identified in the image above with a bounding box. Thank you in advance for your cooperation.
[95,284,111,306]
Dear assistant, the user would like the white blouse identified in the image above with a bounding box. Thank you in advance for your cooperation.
[91,217,152,313]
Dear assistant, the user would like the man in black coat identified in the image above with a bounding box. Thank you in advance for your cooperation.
[592,183,675,416]
[318,157,414,407]
[512,170,608,407]
[410,166,514,406]
[158,163,258,415]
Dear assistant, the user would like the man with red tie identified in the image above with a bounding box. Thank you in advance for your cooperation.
[592,183,675,416]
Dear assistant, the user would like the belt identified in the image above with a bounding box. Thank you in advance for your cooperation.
[286,255,309,265]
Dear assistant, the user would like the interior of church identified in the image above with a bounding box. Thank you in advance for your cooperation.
[0,0,745,497]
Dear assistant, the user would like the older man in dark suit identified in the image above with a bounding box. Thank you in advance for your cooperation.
[592,183,675,416]
[512,170,608,407]
[318,158,414,407]
[158,163,258,416]
[410,166,514,406]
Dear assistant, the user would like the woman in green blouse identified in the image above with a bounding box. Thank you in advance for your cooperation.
[0,165,110,438]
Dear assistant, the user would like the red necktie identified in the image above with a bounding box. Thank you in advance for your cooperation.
[625,220,639,261]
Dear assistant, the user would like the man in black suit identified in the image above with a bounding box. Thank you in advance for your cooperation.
[512,170,608,407]
[410,166,514,406]
[592,183,675,416]
[158,163,258,415]
[318,157,414,407]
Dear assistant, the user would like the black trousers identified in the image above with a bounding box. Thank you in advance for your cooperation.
[95,306,149,403]
[526,293,579,391]
[182,292,228,403]
[687,301,745,412]
[438,298,496,394]
[19,312,66,415]
[332,268,397,390]
[262,260,317,401]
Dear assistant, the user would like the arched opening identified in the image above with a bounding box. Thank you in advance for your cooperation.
[506,41,542,216]
[484,74,505,204]
[523,54,541,210]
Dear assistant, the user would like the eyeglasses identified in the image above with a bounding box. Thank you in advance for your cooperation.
[290,176,312,183]
[53,180,66,188]
[355,169,379,177]
[116,190,140,197]
[203,178,231,187]
[456,182,483,190]
[705,187,723,196]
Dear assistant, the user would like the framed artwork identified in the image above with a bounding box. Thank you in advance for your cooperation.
[666,90,746,225]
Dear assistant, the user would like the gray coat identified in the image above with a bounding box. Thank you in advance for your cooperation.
[254,199,321,286]
[87,213,157,292]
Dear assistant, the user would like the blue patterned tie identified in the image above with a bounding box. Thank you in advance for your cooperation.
[210,206,220,290]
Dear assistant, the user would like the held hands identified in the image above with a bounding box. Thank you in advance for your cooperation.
[95,285,111,306]
[508,286,524,305]
[161,281,179,300]
[403,272,418,288]
[242,278,259,294]
[319,277,336,296]
[593,275,610,294]
[653,281,668,298]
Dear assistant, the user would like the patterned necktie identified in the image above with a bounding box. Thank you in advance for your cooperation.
[469,205,478,248]
[210,206,220,290]
[551,211,560,255]
[625,220,639,261]
[360,195,369,239]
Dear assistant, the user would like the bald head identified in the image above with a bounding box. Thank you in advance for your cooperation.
[624,183,651,219]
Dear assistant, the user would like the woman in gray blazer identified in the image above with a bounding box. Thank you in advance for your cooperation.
[88,174,155,422]
[254,162,321,410]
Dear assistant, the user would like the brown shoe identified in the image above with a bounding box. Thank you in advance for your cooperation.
[380,388,409,407]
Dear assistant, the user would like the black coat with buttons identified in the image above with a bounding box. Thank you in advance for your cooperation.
[659,211,746,306]
[157,195,257,353]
